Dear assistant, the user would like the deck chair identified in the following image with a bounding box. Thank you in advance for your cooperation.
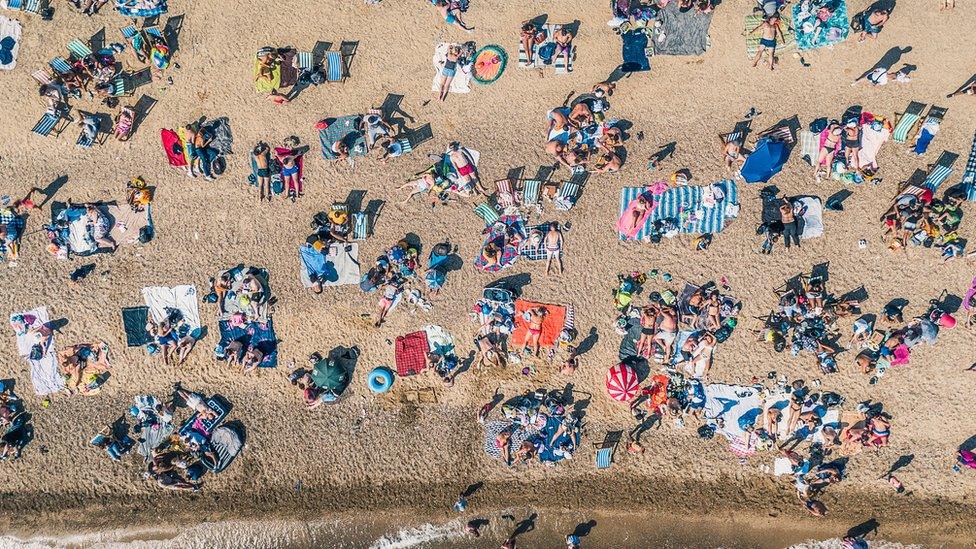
[473,203,500,226]
[76,127,97,149]
[31,111,66,137]
[962,131,976,201]
[911,105,948,152]
[67,39,93,60]
[49,57,73,75]
[295,51,315,71]
[325,51,345,83]
[31,69,53,85]
[120,25,138,41]
[892,101,926,143]
[521,179,541,211]
[594,430,622,469]
[554,172,586,211]
[352,211,369,240]
[494,178,518,210]
[923,151,958,192]
[108,76,132,97]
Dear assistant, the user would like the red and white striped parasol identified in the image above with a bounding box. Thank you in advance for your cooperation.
[605,363,639,402]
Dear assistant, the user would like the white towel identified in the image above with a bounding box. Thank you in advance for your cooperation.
[68,216,95,254]
[702,383,763,439]
[431,42,472,94]
[141,285,201,329]
[773,456,793,476]
[797,196,824,240]
[10,307,65,396]
[0,16,21,72]
[300,243,362,287]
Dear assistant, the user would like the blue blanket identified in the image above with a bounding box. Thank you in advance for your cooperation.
[536,415,577,463]
[299,243,339,282]
[621,30,650,73]
[218,318,278,368]
[793,0,850,51]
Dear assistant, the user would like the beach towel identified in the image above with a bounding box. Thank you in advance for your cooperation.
[161,129,187,167]
[0,16,20,71]
[511,299,567,350]
[793,0,849,50]
[858,122,890,169]
[395,330,429,376]
[318,115,367,160]
[773,456,793,476]
[10,307,65,396]
[218,318,278,367]
[115,0,167,18]
[299,242,361,287]
[253,59,281,93]
[617,188,656,240]
[483,420,537,460]
[518,223,557,261]
[135,399,173,458]
[745,13,795,58]
[537,414,577,463]
[703,383,762,440]
[202,118,234,155]
[121,306,151,347]
[474,216,523,272]
[424,324,456,358]
[620,30,650,73]
[141,285,201,329]
[645,180,739,235]
[431,42,472,94]
[653,1,712,56]
[962,131,976,201]
[799,129,819,165]
[107,203,151,246]
[796,196,824,239]
[203,425,243,473]
[215,266,272,323]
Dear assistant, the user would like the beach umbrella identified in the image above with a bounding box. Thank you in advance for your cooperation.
[741,138,789,183]
[310,358,349,395]
[471,45,507,85]
[605,363,639,402]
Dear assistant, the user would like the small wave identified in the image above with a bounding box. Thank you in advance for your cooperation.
[368,520,467,549]
[789,539,922,549]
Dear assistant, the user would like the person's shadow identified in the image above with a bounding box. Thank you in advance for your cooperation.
[572,519,597,539]
[856,46,911,81]
[512,513,537,538]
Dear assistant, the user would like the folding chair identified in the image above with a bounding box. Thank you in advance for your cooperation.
[120,25,139,41]
[892,101,926,143]
[49,57,73,75]
[923,151,958,192]
[76,128,97,149]
[594,430,622,469]
[67,39,93,60]
[554,172,586,211]
[473,203,500,226]
[352,211,369,241]
[31,69,53,86]
[31,111,65,137]
[6,0,24,9]
[521,179,541,210]
[494,178,518,210]
[109,76,132,97]
[325,51,344,83]
[911,105,948,149]
[143,26,164,40]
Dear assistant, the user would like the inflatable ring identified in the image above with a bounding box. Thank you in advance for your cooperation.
[368,367,394,393]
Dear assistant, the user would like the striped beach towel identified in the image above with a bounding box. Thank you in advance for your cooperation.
[892,101,925,143]
[962,131,976,201]
[649,180,739,235]
[745,13,795,58]
[517,24,574,73]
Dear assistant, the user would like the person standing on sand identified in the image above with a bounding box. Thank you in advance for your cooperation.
[544,222,563,275]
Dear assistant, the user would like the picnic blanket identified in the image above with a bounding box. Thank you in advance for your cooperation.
[108,204,151,246]
[395,330,429,376]
[9,307,65,396]
[745,13,795,58]
[537,414,577,463]
[517,24,574,73]
[793,0,849,50]
[653,1,712,56]
[201,118,234,155]
[0,16,20,71]
[141,285,201,329]
[319,115,367,160]
[702,383,762,440]
[518,223,559,261]
[116,0,167,18]
[121,306,151,347]
[796,196,824,239]
[299,243,361,287]
[620,181,739,239]
[216,266,272,323]
[431,42,472,94]
[218,318,278,368]
[253,59,281,93]
[620,29,651,73]
[483,420,538,460]
[511,299,567,350]
[474,216,524,272]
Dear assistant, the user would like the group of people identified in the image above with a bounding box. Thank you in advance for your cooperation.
[486,389,582,467]
[0,381,29,462]
[546,82,623,174]
[881,185,965,259]
[360,238,432,327]
[250,139,305,202]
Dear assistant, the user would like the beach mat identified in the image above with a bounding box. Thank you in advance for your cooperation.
[141,285,201,329]
[511,299,566,349]
[431,42,472,93]
[319,115,366,160]
[745,13,795,58]
[9,306,65,396]
[121,306,151,347]
[653,1,712,56]
[395,330,429,376]
[621,30,651,73]
[299,243,361,287]
[793,0,849,50]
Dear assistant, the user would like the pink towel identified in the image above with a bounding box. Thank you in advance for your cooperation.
[616,195,654,239]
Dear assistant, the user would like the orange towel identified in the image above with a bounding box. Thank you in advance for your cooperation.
[511,299,566,349]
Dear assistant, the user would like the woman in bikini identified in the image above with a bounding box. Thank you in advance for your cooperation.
[723,140,746,173]
[523,307,548,357]
[637,304,659,358]
[815,122,842,181]
[519,21,546,66]
[842,121,862,172]
[866,416,890,448]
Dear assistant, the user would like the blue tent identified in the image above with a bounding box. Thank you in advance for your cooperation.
[741,138,789,183]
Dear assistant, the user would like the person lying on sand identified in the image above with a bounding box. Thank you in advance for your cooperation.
[398,173,437,203]
[522,307,549,357]
[434,0,474,32]
[448,143,485,193]
[746,15,784,70]
[544,222,564,275]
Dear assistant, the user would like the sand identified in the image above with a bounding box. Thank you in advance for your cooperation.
[1,0,976,546]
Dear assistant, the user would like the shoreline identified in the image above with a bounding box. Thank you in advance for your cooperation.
[1,475,972,546]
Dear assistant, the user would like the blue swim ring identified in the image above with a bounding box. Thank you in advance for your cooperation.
[368,367,394,393]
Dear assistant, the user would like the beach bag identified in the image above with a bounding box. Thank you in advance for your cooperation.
[28,344,43,361]
[809,117,828,134]
[211,156,226,176]
[538,42,557,64]
[139,225,154,243]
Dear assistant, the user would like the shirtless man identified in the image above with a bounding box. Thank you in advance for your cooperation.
[523,307,549,357]
[653,306,678,362]
[553,26,575,72]
[747,14,785,70]
[568,102,593,128]
[681,289,705,327]
[544,222,563,275]
[252,142,272,202]
[637,304,659,358]
[780,198,800,249]
[448,143,486,194]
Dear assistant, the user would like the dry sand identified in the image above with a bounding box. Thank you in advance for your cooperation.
[1,0,976,546]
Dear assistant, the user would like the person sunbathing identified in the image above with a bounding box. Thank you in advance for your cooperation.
[474,334,507,369]
[782,380,809,440]
[435,0,474,32]
[747,15,785,70]
[84,205,117,251]
[947,80,976,98]
[523,307,549,357]
[723,140,747,173]
[397,173,437,203]
[704,292,722,331]
[448,143,484,193]
[626,194,652,235]
[278,152,302,201]
[568,102,593,128]
[544,222,564,275]
[856,8,889,42]
[252,143,272,202]
[842,122,862,172]
[496,429,513,465]
[654,307,678,362]
[866,416,890,448]
[240,274,267,319]
[553,26,575,72]
[240,346,264,372]
[59,342,109,394]
[437,45,461,102]
[637,304,659,358]
[519,22,546,66]
[814,122,842,180]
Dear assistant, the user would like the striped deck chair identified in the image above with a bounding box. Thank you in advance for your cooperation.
[473,203,500,226]
[144,26,164,40]
[923,151,958,192]
[49,57,73,75]
[295,51,314,71]
[892,101,926,143]
[494,178,518,210]
[563,303,575,337]
[799,129,819,165]
[31,111,62,137]
[120,25,138,41]
[76,128,96,149]
[67,39,93,60]
[594,431,622,469]
[521,179,541,211]
[24,0,40,12]
[109,76,131,97]
[31,69,53,85]
[325,51,344,82]
[962,131,976,201]
[719,130,745,146]
[352,212,369,241]
[543,24,575,74]
[554,173,585,211]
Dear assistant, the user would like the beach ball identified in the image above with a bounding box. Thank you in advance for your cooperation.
[606,363,639,402]
[939,313,956,329]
